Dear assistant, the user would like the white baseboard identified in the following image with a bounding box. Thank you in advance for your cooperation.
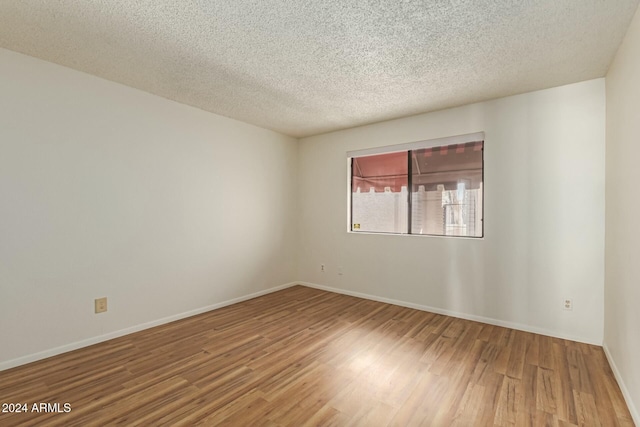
[0,282,298,372]
[298,281,600,346]
[603,344,639,426]
[0,280,604,373]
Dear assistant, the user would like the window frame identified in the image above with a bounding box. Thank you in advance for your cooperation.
[347,132,484,238]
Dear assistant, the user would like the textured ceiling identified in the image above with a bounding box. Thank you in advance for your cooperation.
[1,1,638,137]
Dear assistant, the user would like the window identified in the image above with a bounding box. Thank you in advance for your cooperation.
[349,133,484,237]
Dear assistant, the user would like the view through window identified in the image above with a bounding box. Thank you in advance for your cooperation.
[349,135,483,237]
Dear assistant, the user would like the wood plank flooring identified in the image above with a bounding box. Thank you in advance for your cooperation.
[0,286,634,426]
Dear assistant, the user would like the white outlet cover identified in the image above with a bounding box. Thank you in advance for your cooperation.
[563,298,573,311]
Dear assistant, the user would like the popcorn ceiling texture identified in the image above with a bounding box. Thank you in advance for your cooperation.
[0,0,638,137]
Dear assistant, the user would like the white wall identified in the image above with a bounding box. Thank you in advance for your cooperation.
[605,4,640,424]
[0,48,298,368]
[298,79,606,345]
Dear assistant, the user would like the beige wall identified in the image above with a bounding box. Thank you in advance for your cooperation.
[0,48,299,368]
[605,4,640,424]
[298,79,606,345]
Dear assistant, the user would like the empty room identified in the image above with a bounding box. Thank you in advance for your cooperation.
[1,1,639,426]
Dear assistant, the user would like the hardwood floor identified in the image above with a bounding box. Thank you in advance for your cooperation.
[0,286,634,426]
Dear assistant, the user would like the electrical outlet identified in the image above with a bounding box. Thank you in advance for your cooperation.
[337,266,343,275]
[321,264,325,272]
[563,298,573,311]
[95,297,107,314]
